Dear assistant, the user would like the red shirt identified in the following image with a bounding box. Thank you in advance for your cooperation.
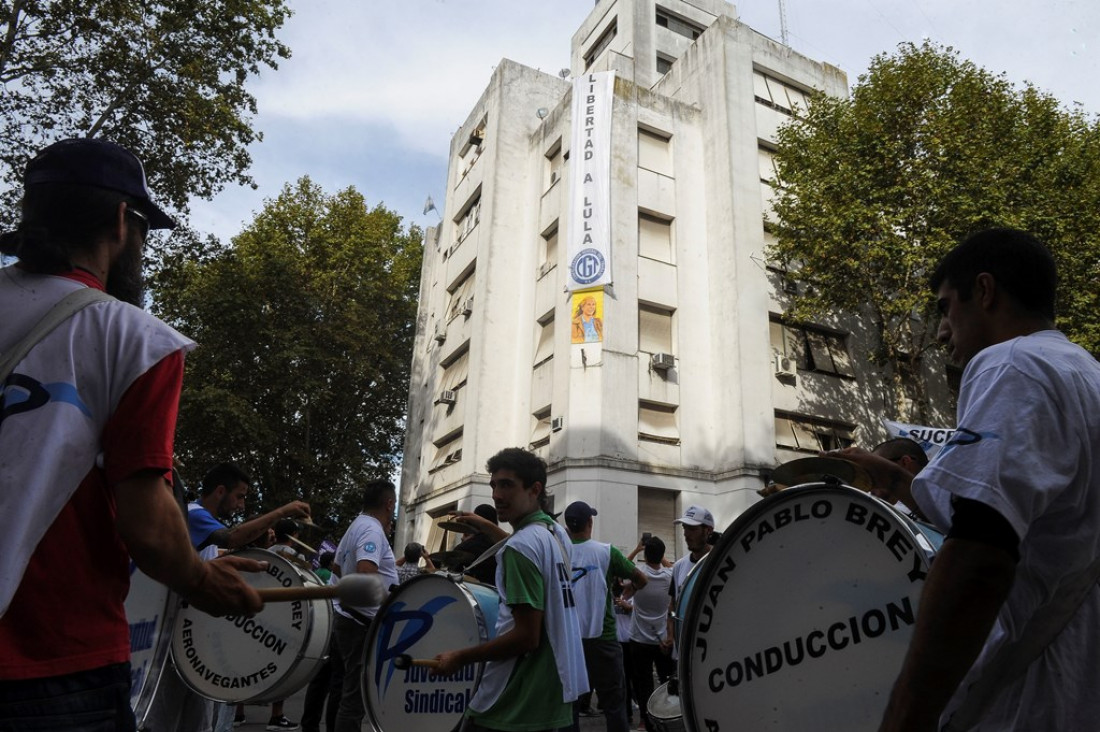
[0,271,185,679]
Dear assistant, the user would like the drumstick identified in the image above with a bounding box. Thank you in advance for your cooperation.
[256,573,385,606]
[288,535,318,555]
[392,654,440,670]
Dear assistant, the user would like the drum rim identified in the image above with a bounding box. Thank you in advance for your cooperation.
[128,572,181,727]
[364,572,495,732]
[170,547,333,703]
[678,482,934,732]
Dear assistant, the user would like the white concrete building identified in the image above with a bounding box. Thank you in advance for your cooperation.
[398,0,951,559]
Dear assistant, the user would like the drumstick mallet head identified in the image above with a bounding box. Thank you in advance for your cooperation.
[392,654,440,670]
[256,573,386,605]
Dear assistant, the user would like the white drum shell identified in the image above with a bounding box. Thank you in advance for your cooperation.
[126,567,179,728]
[170,548,332,703]
[680,484,939,732]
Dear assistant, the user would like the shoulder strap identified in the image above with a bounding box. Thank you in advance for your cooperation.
[944,556,1100,731]
[0,287,115,382]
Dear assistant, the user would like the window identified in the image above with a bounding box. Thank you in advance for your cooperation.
[446,268,475,321]
[530,407,552,449]
[546,141,564,190]
[753,71,809,115]
[638,128,672,176]
[639,305,673,355]
[639,213,673,262]
[534,316,555,366]
[656,8,705,40]
[774,412,854,453]
[457,118,487,179]
[770,316,855,377]
[640,401,679,444]
[758,146,780,186]
[430,430,463,471]
[441,345,470,393]
[454,192,481,243]
[540,226,558,275]
[584,21,617,69]
[656,54,674,76]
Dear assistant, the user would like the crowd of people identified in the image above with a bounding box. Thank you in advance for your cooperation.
[1,136,1096,732]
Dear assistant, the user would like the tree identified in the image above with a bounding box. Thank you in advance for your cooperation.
[153,177,423,529]
[767,41,1100,420]
[0,0,291,228]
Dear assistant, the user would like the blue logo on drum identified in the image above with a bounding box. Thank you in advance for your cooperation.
[365,542,376,553]
[374,596,458,694]
[570,249,605,285]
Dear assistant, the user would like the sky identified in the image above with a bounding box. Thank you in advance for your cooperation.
[187,0,1100,242]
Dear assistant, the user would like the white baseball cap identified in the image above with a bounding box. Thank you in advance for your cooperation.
[674,505,715,528]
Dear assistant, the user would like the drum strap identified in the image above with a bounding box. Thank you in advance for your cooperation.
[462,524,573,577]
[943,555,1100,731]
[463,537,509,575]
[0,287,114,382]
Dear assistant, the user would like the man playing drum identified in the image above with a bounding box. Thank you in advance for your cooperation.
[332,479,399,732]
[664,505,715,655]
[563,500,648,732]
[842,228,1100,731]
[0,139,264,731]
[434,447,588,732]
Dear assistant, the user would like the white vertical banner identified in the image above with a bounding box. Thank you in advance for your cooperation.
[881,419,957,461]
[567,71,615,291]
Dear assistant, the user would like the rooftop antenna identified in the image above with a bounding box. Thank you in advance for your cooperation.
[778,0,790,46]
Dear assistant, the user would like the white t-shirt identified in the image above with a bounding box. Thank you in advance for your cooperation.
[630,563,672,644]
[332,513,397,620]
[913,330,1100,731]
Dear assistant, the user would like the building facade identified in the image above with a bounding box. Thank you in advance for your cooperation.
[398,0,953,558]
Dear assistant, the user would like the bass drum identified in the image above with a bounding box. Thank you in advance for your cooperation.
[364,573,499,732]
[170,548,332,703]
[679,484,941,732]
[126,566,179,729]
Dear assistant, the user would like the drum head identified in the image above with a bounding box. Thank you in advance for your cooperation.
[170,548,327,703]
[365,574,497,732]
[680,484,935,732]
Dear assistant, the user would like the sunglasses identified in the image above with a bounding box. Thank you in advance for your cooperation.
[125,207,150,240]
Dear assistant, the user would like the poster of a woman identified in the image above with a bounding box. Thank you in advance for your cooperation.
[571,290,604,343]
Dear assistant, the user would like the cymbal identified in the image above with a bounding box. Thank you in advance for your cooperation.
[770,456,872,492]
[438,520,479,534]
[429,550,476,568]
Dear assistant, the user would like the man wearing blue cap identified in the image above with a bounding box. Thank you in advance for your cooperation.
[0,138,265,730]
[564,500,648,732]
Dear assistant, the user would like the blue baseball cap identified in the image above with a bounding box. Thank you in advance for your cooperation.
[24,138,175,230]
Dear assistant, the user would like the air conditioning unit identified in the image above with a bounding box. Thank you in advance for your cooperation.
[783,278,799,295]
[551,416,564,432]
[651,352,675,371]
[462,296,474,316]
[436,390,457,405]
[469,127,485,146]
[433,325,447,344]
[775,354,797,379]
[444,449,462,464]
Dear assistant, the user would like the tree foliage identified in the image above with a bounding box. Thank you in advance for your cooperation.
[0,0,291,228]
[767,41,1100,419]
[153,178,423,529]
